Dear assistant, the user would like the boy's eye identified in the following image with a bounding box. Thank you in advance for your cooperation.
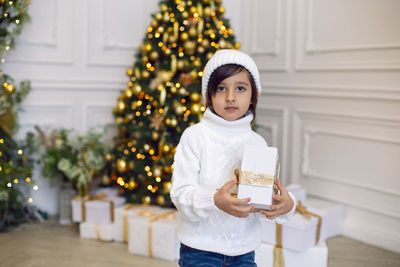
[237,86,246,92]
[217,86,226,92]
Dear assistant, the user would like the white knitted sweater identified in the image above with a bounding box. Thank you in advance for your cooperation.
[171,108,295,256]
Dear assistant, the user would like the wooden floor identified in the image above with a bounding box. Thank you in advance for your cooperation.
[0,221,399,267]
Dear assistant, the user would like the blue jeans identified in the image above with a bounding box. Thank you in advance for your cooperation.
[179,243,257,267]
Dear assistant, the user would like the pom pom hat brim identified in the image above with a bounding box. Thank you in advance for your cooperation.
[201,49,261,99]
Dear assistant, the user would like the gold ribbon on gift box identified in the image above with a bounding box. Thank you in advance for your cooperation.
[95,224,104,242]
[135,209,177,258]
[272,201,323,267]
[122,203,141,243]
[74,193,115,223]
[239,159,280,193]
[295,201,322,245]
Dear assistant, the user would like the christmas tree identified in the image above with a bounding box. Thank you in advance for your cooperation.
[0,0,34,230]
[112,0,240,206]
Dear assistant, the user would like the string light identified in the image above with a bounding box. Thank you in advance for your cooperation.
[33,185,38,191]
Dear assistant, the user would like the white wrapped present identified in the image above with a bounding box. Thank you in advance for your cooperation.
[286,184,307,205]
[128,208,179,261]
[255,241,328,267]
[261,199,343,252]
[79,222,114,242]
[114,204,163,243]
[237,145,279,210]
[94,187,120,197]
[71,194,125,224]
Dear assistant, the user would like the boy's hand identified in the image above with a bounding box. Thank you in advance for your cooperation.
[214,179,254,218]
[260,179,294,220]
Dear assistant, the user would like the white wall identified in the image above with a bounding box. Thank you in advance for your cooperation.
[3,0,399,253]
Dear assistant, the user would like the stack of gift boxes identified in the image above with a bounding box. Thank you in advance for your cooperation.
[71,187,180,261]
[238,145,344,267]
[70,144,344,265]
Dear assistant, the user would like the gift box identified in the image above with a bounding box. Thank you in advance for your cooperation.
[128,207,179,261]
[255,241,328,267]
[237,145,279,210]
[114,204,163,243]
[94,187,119,197]
[261,199,344,252]
[79,222,114,242]
[286,184,307,205]
[72,195,126,224]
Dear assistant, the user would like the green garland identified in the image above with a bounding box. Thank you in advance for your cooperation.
[0,0,33,231]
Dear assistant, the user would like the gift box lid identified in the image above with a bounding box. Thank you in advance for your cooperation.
[85,196,126,207]
[241,145,279,176]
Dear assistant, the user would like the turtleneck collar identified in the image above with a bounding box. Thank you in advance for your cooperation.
[201,108,253,134]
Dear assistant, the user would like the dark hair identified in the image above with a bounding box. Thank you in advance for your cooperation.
[205,64,258,120]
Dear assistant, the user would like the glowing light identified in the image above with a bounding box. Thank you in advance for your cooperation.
[14,179,19,184]
[147,185,153,190]
[28,198,33,203]
[144,166,151,172]
[26,177,31,183]
[7,183,11,187]
[156,177,161,182]
[33,185,38,191]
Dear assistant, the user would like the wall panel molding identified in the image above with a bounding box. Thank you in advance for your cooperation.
[295,0,400,70]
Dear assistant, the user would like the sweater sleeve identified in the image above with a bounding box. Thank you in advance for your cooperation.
[170,128,217,222]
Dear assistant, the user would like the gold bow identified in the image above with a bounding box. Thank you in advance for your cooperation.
[295,201,322,245]
[136,209,177,257]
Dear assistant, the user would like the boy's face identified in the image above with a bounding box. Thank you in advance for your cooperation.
[211,70,253,121]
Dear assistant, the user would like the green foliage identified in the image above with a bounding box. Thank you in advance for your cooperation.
[31,127,111,190]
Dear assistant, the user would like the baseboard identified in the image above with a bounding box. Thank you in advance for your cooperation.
[343,221,400,254]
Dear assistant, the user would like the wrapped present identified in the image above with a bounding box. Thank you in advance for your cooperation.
[261,200,343,252]
[71,194,125,224]
[79,222,114,242]
[114,204,162,243]
[255,241,328,267]
[237,145,279,210]
[94,187,119,197]
[286,184,307,205]
[128,208,179,261]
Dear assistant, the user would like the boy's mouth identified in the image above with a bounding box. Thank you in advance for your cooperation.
[225,106,238,111]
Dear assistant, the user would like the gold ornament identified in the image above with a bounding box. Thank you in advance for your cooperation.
[133,84,142,95]
[160,4,168,12]
[162,144,170,153]
[151,131,160,141]
[201,39,210,48]
[179,87,187,95]
[150,51,159,61]
[188,26,197,37]
[142,196,151,205]
[204,7,211,16]
[170,86,178,94]
[156,195,166,206]
[190,92,201,102]
[144,43,152,52]
[197,46,205,53]
[153,166,163,177]
[193,58,202,67]
[164,48,171,55]
[189,6,197,14]
[219,6,225,14]
[182,11,189,18]
[105,153,112,161]
[163,181,172,193]
[180,32,189,41]
[177,60,185,70]
[184,41,196,55]
[117,101,126,113]
[234,42,241,49]
[142,70,150,78]
[124,89,133,98]
[5,84,15,95]
[116,159,128,173]
[126,68,133,76]
[171,118,178,127]
[102,175,112,185]
[191,103,201,114]
[151,19,158,27]
[174,103,184,115]
[155,13,162,20]
[219,40,227,49]
[165,118,171,126]
[206,52,214,59]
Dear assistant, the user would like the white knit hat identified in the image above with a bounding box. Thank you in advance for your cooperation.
[201,49,261,98]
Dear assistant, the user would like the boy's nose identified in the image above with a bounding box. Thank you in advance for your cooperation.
[226,89,235,102]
